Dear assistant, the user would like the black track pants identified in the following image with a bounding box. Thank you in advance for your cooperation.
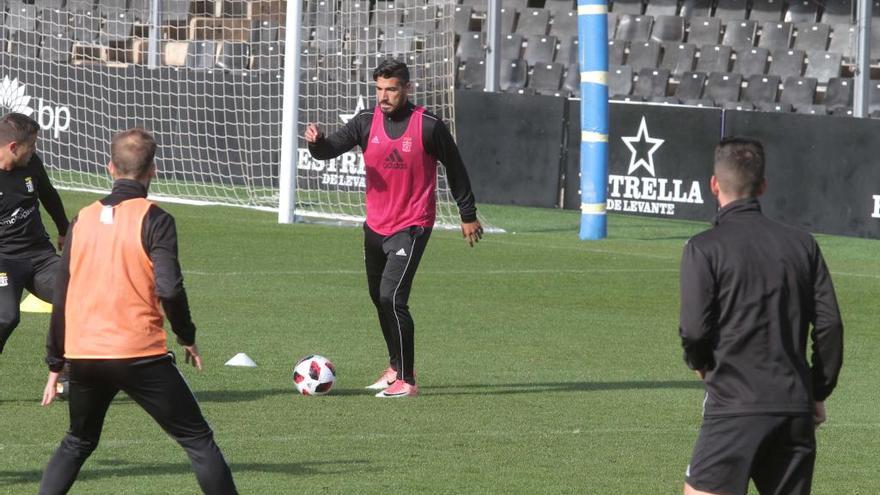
[363,223,432,385]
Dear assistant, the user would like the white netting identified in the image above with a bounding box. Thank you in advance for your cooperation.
[295,0,481,229]
[1,0,487,229]
[1,0,284,209]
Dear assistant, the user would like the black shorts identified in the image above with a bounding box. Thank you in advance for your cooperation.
[686,414,816,495]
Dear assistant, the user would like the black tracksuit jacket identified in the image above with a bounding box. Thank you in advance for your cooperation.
[679,198,843,417]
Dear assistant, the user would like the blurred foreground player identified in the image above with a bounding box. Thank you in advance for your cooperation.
[39,129,237,494]
[0,113,69,355]
[679,137,843,495]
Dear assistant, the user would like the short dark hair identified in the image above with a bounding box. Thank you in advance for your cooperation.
[714,136,765,198]
[372,59,410,83]
[111,128,157,179]
[0,113,40,146]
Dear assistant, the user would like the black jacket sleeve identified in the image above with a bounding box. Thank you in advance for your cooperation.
[679,240,717,371]
[45,218,75,372]
[427,118,478,223]
[307,113,370,160]
[144,206,197,346]
[809,243,844,401]
[34,154,70,236]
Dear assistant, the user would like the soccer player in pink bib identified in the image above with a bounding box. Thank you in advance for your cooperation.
[306,59,482,398]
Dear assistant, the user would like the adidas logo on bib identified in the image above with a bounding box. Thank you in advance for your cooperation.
[395,248,407,257]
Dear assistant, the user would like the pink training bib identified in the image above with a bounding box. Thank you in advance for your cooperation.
[362,106,437,236]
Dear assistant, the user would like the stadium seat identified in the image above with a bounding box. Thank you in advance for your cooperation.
[645,0,678,17]
[216,42,249,71]
[402,5,439,34]
[606,11,619,38]
[160,0,191,23]
[250,41,282,71]
[608,39,627,65]
[385,27,417,57]
[517,8,550,36]
[66,0,96,16]
[97,0,127,18]
[794,23,830,52]
[674,71,707,101]
[660,42,696,76]
[524,35,557,66]
[750,0,784,22]
[611,0,644,15]
[250,20,281,44]
[562,66,580,96]
[687,17,721,45]
[758,22,793,49]
[5,2,37,33]
[828,24,856,61]
[650,15,685,42]
[868,80,880,114]
[186,40,217,69]
[714,0,748,22]
[500,58,529,91]
[633,67,670,98]
[460,57,486,90]
[101,12,134,44]
[546,0,576,17]
[550,11,577,37]
[722,20,758,50]
[616,14,653,41]
[501,34,524,60]
[40,33,71,62]
[72,13,101,43]
[627,40,662,71]
[128,0,151,23]
[696,44,732,73]
[705,72,742,104]
[456,32,484,59]
[679,0,711,18]
[222,0,248,17]
[742,74,780,103]
[609,65,635,96]
[454,6,475,34]
[756,101,793,111]
[830,106,852,116]
[314,25,343,55]
[780,76,817,105]
[794,104,828,114]
[503,0,529,11]
[723,101,754,110]
[38,9,70,37]
[805,51,842,83]
[821,0,854,25]
[33,0,65,9]
[824,77,853,111]
[528,62,564,95]
[340,0,371,29]
[555,36,578,65]
[733,47,769,76]
[768,48,805,77]
[872,23,880,62]
[785,0,819,23]
[9,30,40,58]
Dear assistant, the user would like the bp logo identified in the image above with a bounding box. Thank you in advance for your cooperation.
[0,76,33,116]
[0,75,71,138]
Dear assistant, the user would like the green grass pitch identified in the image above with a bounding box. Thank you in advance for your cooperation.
[1,190,877,494]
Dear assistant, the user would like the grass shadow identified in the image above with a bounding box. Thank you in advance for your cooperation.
[424,380,702,396]
[0,459,371,486]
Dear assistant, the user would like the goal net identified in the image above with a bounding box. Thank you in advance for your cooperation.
[0,0,486,230]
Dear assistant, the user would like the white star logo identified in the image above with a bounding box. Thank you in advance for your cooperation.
[621,117,664,177]
[339,96,366,124]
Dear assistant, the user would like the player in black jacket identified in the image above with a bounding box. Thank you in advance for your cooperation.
[679,137,843,495]
[0,113,69,354]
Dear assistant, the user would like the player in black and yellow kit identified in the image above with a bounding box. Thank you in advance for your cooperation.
[40,129,237,494]
[0,113,69,354]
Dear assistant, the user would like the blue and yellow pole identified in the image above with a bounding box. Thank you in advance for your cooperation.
[577,0,609,240]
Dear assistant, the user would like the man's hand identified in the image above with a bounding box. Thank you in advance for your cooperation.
[184,344,203,371]
[304,123,323,144]
[57,234,65,252]
[813,401,826,429]
[461,220,483,247]
[42,371,60,406]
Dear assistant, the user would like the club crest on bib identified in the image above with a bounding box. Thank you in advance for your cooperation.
[402,136,413,153]
[0,272,7,287]
[25,177,34,193]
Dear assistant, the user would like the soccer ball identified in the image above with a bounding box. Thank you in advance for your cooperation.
[292,355,336,396]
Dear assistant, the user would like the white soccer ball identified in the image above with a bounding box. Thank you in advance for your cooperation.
[292,355,336,396]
